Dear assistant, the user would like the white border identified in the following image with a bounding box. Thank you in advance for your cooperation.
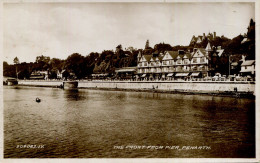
[0,0,259,162]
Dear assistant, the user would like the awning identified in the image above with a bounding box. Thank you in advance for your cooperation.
[190,72,200,76]
[30,76,45,79]
[175,73,189,77]
[115,69,136,73]
[167,73,174,77]
[141,74,146,77]
[240,70,254,73]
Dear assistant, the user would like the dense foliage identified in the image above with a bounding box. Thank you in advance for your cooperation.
[3,19,255,79]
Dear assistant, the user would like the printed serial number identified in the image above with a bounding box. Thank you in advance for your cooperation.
[16,145,45,149]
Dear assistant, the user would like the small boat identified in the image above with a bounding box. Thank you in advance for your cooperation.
[36,97,41,103]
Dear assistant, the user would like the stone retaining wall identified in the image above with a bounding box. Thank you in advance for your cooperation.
[78,81,255,93]
[18,80,255,94]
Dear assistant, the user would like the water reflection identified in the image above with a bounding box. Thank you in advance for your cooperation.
[63,89,87,101]
[4,86,255,158]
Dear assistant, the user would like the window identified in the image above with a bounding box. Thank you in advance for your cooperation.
[177,66,182,71]
[200,57,205,63]
[245,66,247,69]
[193,58,197,63]
[184,59,189,64]
[163,61,166,65]
[144,62,148,66]
[177,59,182,64]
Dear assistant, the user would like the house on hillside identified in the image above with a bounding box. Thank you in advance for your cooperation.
[190,32,217,46]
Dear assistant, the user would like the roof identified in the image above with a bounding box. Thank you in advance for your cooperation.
[157,56,163,61]
[190,72,201,76]
[241,60,255,66]
[196,48,207,57]
[217,49,224,57]
[151,57,156,62]
[143,55,152,62]
[137,51,142,58]
[166,51,179,59]
[205,42,212,51]
[241,37,249,44]
[184,53,192,59]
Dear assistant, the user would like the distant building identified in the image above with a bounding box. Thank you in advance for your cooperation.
[30,70,49,80]
[240,55,255,77]
[190,32,217,46]
[115,67,137,79]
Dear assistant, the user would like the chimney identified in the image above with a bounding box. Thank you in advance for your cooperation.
[213,32,216,39]
[203,33,206,39]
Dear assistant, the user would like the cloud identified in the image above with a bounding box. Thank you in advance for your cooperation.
[3,3,254,64]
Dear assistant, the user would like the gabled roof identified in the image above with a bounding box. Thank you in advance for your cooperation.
[143,55,153,62]
[184,53,192,59]
[137,51,142,58]
[241,60,255,66]
[167,51,179,60]
[157,56,163,61]
[150,57,156,62]
[205,42,212,51]
[217,49,224,57]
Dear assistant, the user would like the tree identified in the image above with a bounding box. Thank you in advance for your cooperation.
[13,57,20,79]
[154,43,172,53]
[13,57,19,65]
[64,53,87,79]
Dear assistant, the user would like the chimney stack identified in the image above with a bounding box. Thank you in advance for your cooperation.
[213,32,216,39]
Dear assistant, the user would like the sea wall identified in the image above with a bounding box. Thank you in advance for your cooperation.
[78,81,255,94]
[19,80,63,86]
[18,80,255,94]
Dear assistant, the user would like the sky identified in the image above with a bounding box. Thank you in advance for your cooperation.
[3,2,255,64]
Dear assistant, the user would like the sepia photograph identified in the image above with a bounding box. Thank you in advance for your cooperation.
[1,0,258,162]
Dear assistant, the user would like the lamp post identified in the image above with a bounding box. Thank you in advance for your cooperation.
[228,55,231,76]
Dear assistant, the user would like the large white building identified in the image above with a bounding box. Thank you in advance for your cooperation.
[137,42,227,80]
